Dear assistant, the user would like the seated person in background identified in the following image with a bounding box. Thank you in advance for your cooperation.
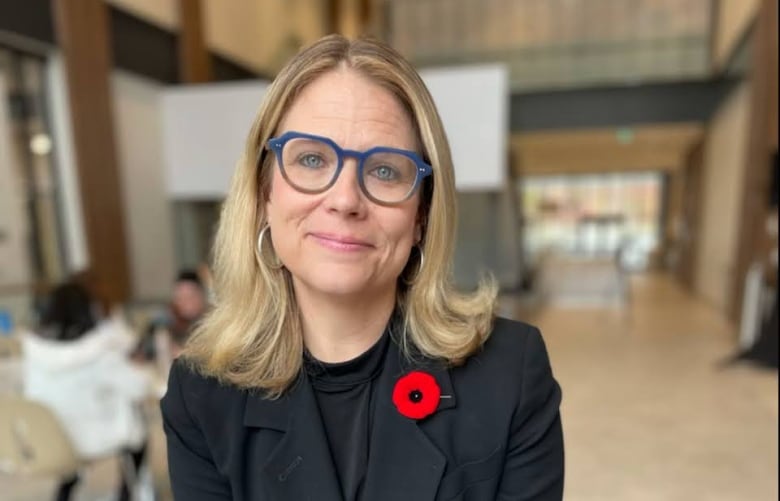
[167,269,209,355]
[21,282,151,501]
[133,269,209,375]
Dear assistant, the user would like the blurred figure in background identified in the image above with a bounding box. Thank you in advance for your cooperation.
[134,269,209,377]
[21,282,151,501]
[166,269,208,355]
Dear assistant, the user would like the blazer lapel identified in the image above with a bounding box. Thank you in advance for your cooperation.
[244,372,342,501]
[362,339,457,501]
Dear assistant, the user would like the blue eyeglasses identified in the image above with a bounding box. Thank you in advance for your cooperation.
[266,131,433,206]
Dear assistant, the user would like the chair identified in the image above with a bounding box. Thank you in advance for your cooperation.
[0,338,23,396]
[0,337,21,358]
[0,395,151,499]
[0,395,79,479]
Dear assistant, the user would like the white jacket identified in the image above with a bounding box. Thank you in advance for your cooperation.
[21,318,151,460]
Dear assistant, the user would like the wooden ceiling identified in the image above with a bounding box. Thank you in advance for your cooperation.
[511,123,704,176]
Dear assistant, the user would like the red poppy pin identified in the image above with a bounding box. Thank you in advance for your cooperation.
[392,370,441,420]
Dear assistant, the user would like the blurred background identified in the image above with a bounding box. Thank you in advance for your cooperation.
[0,0,777,500]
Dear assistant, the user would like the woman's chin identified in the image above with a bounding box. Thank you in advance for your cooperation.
[294,269,392,300]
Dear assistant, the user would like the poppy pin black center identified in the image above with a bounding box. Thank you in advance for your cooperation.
[408,389,423,403]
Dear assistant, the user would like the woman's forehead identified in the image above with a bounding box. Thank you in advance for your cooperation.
[278,69,417,148]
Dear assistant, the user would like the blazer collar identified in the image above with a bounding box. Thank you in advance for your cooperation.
[244,371,342,501]
[243,333,457,501]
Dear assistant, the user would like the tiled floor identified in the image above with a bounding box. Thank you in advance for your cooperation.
[3,273,777,500]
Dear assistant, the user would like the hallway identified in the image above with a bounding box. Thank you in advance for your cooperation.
[506,273,778,500]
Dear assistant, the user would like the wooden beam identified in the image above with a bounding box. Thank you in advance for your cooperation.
[512,124,703,176]
[766,0,778,150]
[326,0,341,35]
[52,0,130,308]
[178,0,212,83]
[515,150,683,176]
[730,0,778,322]
[327,0,373,38]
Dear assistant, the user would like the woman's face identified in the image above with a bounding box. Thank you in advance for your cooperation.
[265,68,422,302]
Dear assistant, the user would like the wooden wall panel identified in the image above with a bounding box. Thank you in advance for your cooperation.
[677,142,706,290]
[52,0,130,307]
[730,0,779,322]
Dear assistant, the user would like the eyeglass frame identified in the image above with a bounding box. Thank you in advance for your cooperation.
[266,131,433,206]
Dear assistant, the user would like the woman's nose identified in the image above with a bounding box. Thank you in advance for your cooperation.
[323,157,366,216]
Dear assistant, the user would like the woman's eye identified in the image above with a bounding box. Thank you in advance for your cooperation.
[298,154,324,168]
[370,165,398,180]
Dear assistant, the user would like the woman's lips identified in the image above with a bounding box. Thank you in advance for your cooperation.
[309,232,373,252]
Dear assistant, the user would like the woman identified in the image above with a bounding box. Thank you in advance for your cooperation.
[22,282,151,501]
[162,35,563,501]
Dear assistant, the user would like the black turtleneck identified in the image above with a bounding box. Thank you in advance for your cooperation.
[304,330,390,501]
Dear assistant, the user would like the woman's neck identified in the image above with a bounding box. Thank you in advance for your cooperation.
[294,283,396,363]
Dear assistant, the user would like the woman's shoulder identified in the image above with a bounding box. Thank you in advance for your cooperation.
[448,317,559,417]
[484,316,546,356]
[165,357,241,399]
[160,358,251,466]
[162,357,248,425]
[458,316,552,382]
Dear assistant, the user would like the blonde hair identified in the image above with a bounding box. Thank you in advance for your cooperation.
[185,35,497,396]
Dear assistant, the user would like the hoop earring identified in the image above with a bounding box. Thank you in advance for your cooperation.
[404,245,424,284]
[257,225,283,270]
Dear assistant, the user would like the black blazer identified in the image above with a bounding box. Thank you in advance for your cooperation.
[161,317,564,500]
